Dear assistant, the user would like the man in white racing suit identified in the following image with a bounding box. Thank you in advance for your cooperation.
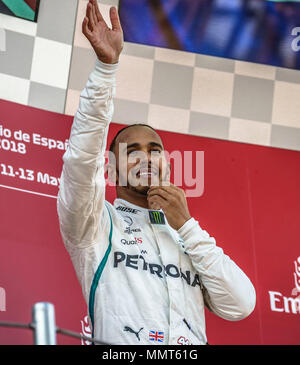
[57,0,256,345]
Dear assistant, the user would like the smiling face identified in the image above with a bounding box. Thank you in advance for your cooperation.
[109,125,170,196]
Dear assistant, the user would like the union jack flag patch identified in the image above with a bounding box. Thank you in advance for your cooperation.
[149,330,164,343]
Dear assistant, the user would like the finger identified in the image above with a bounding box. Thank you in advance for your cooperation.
[147,188,170,201]
[86,2,95,30]
[82,16,92,38]
[93,0,105,23]
[91,0,98,26]
[110,6,122,31]
[148,195,166,210]
[149,184,180,196]
[148,201,160,210]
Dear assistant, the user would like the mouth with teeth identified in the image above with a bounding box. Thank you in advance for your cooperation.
[128,167,161,191]
[136,168,159,178]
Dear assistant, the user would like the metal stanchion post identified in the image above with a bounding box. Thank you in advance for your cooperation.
[32,302,56,345]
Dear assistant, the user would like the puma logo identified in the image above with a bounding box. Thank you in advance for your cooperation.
[124,326,144,341]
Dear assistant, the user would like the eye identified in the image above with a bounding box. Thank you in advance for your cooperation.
[127,149,139,156]
[151,149,161,154]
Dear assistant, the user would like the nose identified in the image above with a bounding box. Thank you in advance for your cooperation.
[136,149,152,167]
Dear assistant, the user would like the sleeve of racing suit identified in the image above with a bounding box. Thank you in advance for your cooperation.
[177,218,256,321]
[57,59,118,248]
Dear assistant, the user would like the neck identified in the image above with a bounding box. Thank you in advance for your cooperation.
[116,186,149,209]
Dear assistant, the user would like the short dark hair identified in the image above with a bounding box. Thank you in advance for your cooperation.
[109,123,158,154]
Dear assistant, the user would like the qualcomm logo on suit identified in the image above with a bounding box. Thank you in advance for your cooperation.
[269,257,300,314]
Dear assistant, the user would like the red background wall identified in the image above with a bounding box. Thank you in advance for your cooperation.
[0,99,299,345]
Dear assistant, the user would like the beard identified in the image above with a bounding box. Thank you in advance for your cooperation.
[128,184,150,196]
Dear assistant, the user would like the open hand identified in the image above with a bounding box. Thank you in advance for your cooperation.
[82,0,124,64]
[147,183,192,231]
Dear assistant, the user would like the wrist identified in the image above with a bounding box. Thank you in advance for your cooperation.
[97,56,119,65]
[175,215,192,231]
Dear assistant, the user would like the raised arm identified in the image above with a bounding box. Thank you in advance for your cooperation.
[57,0,123,248]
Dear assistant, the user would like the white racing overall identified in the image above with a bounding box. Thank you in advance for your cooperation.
[57,59,256,345]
